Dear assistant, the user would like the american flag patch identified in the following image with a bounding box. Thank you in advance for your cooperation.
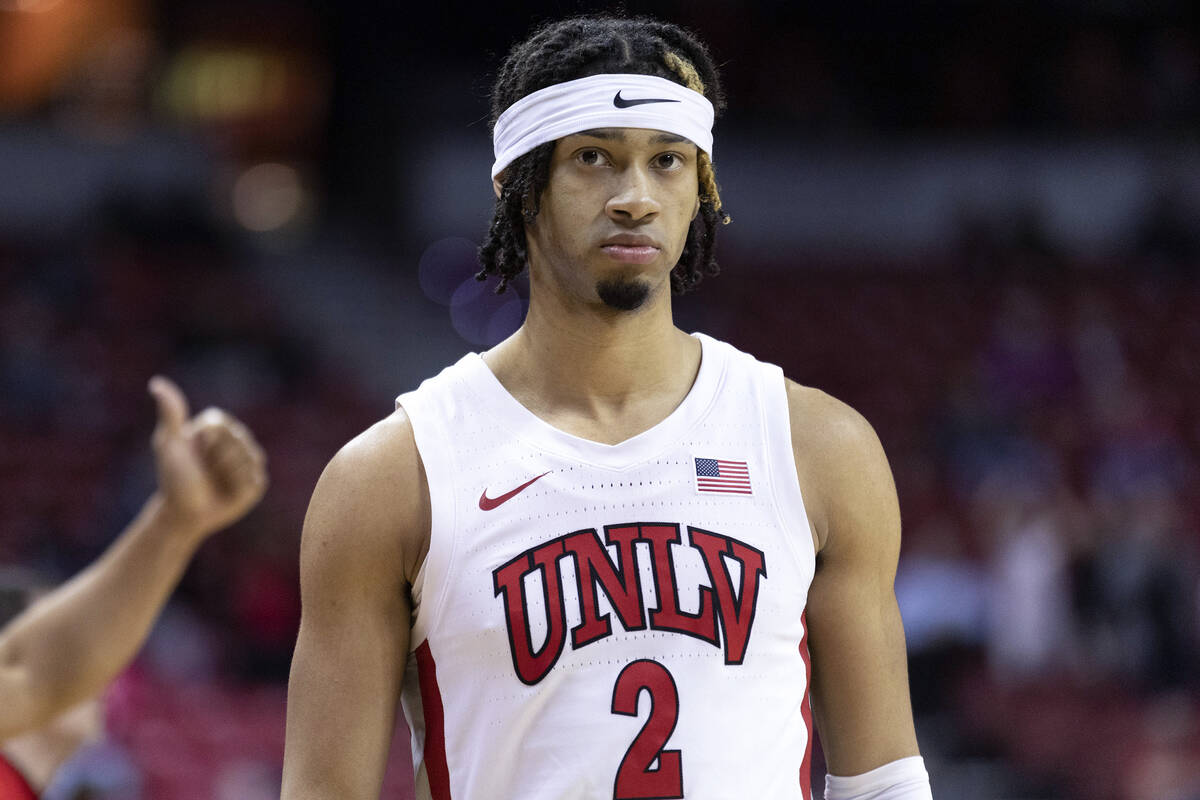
[694,457,753,495]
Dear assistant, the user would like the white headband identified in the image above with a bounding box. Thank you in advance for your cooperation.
[491,73,715,179]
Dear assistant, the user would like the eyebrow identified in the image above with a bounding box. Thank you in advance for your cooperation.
[571,128,692,145]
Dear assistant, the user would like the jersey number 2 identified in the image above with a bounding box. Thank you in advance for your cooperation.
[611,659,684,799]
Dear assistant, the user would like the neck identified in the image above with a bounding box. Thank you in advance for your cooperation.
[483,271,701,443]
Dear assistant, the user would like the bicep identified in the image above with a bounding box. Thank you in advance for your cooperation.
[283,581,410,798]
[807,547,917,776]
[791,388,919,776]
[282,420,426,799]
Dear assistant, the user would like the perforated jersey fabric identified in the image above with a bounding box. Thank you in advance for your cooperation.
[397,333,817,800]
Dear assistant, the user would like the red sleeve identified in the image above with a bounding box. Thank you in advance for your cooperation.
[0,754,37,800]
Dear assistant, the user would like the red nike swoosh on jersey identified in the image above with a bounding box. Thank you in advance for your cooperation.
[479,471,552,511]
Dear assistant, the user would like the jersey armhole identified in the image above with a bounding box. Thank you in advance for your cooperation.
[758,364,818,588]
[397,391,459,648]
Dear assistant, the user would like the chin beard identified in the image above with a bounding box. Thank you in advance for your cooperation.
[596,276,652,311]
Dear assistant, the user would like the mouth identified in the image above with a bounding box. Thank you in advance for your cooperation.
[600,235,661,265]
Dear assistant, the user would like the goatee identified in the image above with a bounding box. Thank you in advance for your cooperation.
[596,277,651,311]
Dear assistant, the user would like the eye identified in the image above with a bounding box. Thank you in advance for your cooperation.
[577,148,610,166]
[654,152,683,170]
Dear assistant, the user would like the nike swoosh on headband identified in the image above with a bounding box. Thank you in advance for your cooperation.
[491,74,714,178]
[613,90,682,108]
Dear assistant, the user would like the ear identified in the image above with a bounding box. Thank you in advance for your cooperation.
[493,175,505,199]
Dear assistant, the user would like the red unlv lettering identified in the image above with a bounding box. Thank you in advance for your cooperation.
[492,523,766,685]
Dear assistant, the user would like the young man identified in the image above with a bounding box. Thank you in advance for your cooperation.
[0,375,268,794]
[283,15,931,800]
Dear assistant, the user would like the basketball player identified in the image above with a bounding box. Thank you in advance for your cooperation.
[0,375,267,772]
[283,15,931,800]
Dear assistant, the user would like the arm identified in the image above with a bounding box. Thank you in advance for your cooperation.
[281,409,429,800]
[0,377,267,740]
[786,382,921,777]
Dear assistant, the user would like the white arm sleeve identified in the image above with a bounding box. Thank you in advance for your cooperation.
[824,756,932,800]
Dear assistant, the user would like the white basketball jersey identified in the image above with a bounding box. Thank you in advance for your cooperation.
[397,333,818,800]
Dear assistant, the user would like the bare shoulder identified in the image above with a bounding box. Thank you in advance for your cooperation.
[784,380,880,452]
[303,407,430,587]
[783,379,898,557]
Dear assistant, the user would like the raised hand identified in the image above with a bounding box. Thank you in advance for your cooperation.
[148,375,268,540]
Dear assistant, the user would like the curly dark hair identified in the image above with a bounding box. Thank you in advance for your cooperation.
[477,15,730,295]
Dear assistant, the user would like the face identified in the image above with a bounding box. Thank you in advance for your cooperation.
[513,127,701,312]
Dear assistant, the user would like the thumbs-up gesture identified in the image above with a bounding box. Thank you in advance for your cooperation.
[148,376,268,541]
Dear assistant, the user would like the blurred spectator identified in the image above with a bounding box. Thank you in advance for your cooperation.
[978,468,1077,680]
[896,514,988,716]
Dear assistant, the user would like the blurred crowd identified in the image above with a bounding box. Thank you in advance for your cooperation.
[716,224,1200,799]
[0,207,382,797]
[708,5,1200,134]
[0,212,377,682]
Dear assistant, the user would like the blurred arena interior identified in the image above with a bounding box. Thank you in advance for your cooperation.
[1,0,1199,798]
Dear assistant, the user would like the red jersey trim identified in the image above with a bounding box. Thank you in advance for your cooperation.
[798,612,814,800]
[416,640,453,800]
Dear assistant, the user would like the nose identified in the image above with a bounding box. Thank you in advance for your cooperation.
[605,165,661,224]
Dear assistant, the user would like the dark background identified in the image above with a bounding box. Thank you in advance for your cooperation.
[1,1,1198,798]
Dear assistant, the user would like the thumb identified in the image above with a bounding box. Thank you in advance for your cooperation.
[148,375,190,440]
